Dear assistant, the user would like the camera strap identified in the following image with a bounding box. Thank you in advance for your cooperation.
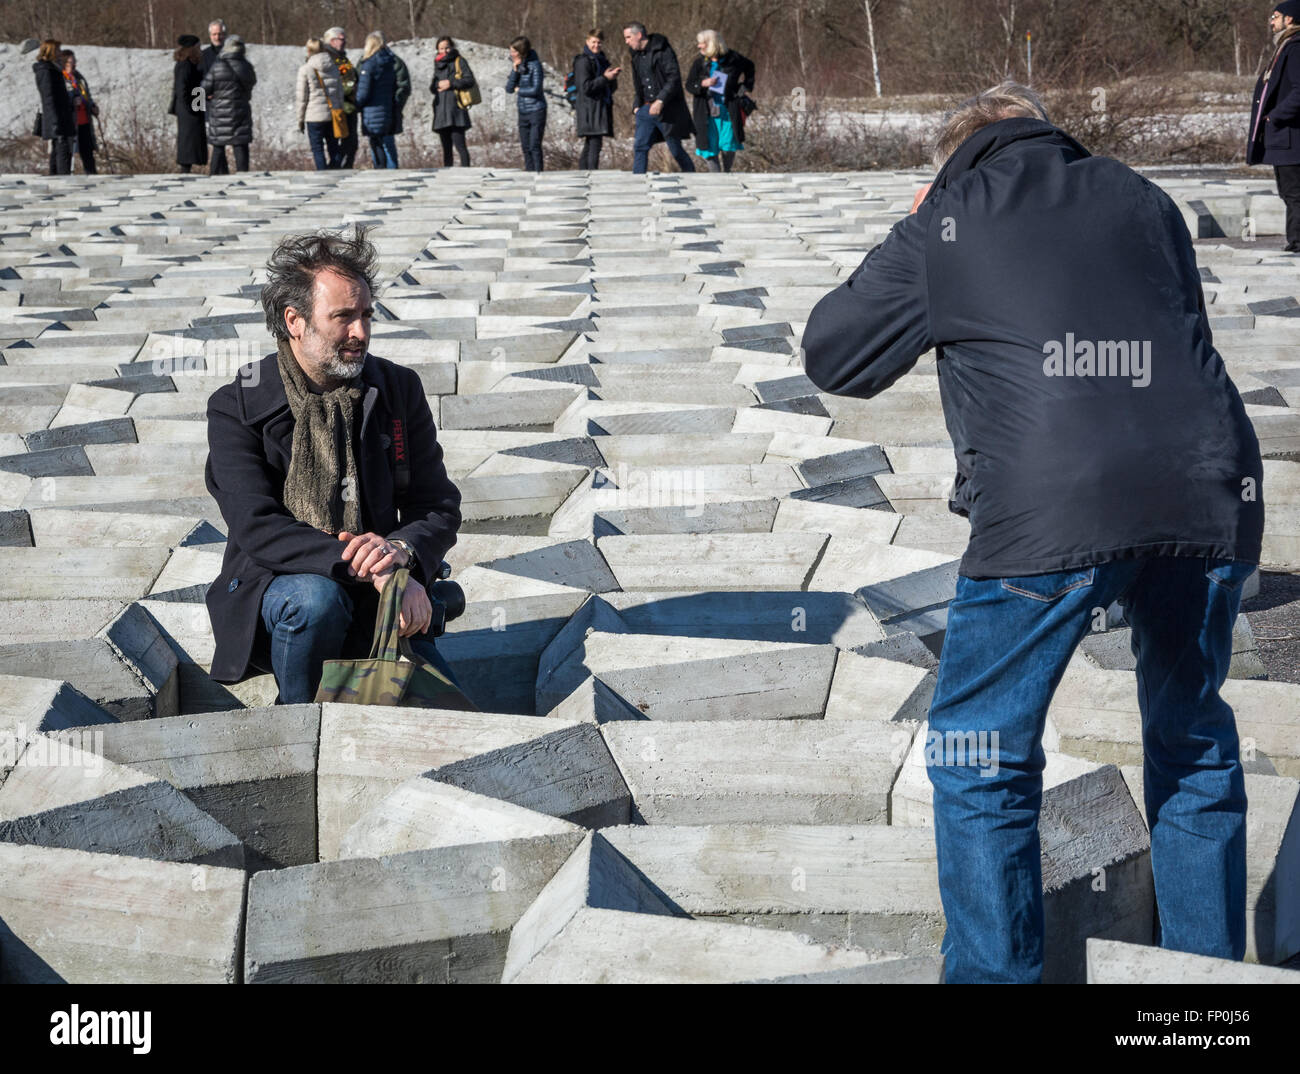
[391,417,410,495]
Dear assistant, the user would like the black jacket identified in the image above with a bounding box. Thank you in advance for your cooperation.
[685,50,754,143]
[1248,32,1300,166]
[32,59,75,139]
[430,49,475,130]
[629,33,692,140]
[204,352,462,683]
[574,47,616,137]
[802,118,1263,578]
[201,43,220,73]
[201,43,256,147]
[171,59,208,166]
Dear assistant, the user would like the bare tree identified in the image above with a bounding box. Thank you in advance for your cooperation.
[864,0,882,97]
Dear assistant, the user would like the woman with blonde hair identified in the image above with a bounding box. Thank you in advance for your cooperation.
[685,28,755,172]
[356,30,401,168]
[32,38,77,175]
[297,36,344,169]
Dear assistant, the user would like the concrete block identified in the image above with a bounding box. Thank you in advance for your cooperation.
[824,651,935,723]
[1040,765,1155,984]
[602,719,906,825]
[602,824,945,955]
[0,844,245,983]
[1086,938,1300,984]
[317,704,579,860]
[339,780,582,858]
[53,704,320,870]
[245,834,583,983]
[598,532,828,591]
[0,737,243,868]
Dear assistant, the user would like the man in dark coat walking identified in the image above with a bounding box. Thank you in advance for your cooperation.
[803,82,1263,984]
[1247,1,1300,251]
[204,227,463,703]
[623,22,694,173]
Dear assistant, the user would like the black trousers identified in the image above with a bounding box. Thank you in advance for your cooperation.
[579,135,603,170]
[47,135,75,175]
[75,123,96,174]
[437,128,469,167]
[210,144,250,174]
[1277,164,1300,249]
[518,111,545,171]
[337,112,359,169]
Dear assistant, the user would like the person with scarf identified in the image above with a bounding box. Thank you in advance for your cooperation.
[205,227,464,704]
[686,29,754,173]
[1248,1,1300,251]
[61,50,98,174]
[170,35,208,173]
[574,28,620,170]
[430,35,475,166]
[322,26,359,168]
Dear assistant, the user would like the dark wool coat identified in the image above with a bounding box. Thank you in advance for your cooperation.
[392,52,411,134]
[803,118,1264,578]
[201,43,257,147]
[430,50,475,130]
[201,43,220,73]
[628,33,692,140]
[171,59,209,166]
[574,47,616,137]
[32,59,75,139]
[1248,33,1300,166]
[685,50,755,143]
[355,47,398,136]
[205,351,462,683]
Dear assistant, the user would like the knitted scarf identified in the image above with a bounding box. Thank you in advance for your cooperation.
[275,339,363,535]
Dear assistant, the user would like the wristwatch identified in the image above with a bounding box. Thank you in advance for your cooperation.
[390,539,417,570]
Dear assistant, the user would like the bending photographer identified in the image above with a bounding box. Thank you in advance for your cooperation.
[205,226,464,704]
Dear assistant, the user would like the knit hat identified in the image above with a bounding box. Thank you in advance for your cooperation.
[1276,1,1300,21]
[177,34,200,47]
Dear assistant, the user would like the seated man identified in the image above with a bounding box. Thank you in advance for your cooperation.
[205,226,462,703]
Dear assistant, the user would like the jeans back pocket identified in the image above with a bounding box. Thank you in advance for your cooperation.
[1204,558,1256,592]
[1000,567,1096,602]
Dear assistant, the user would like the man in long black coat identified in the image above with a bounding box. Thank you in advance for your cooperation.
[1247,1,1300,250]
[803,83,1263,983]
[623,22,694,173]
[205,227,463,703]
[201,19,226,73]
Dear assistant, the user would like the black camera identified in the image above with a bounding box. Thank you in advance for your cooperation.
[427,560,466,637]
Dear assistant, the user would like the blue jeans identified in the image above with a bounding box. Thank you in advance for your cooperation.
[926,555,1253,983]
[306,120,340,170]
[259,574,461,704]
[518,110,545,171]
[368,133,398,169]
[632,106,695,174]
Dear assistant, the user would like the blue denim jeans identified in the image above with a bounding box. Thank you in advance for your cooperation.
[632,106,695,174]
[368,133,398,169]
[259,573,461,704]
[926,555,1253,983]
[306,120,340,169]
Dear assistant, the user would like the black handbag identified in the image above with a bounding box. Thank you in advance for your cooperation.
[32,110,42,136]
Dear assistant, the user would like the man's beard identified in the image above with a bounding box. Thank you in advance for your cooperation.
[325,350,365,380]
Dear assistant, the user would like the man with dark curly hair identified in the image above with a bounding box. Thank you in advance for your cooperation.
[204,226,463,703]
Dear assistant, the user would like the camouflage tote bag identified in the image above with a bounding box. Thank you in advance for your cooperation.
[314,569,475,709]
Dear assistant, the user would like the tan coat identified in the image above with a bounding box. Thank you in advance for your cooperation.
[296,51,343,125]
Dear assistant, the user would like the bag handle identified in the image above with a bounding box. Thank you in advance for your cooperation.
[314,67,339,111]
[368,568,408,662]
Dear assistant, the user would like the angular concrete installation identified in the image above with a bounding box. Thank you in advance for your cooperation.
[1,168,1297,983]
[1086,938,1300,985]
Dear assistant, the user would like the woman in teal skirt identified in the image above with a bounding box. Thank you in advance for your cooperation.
[685,29,755,172]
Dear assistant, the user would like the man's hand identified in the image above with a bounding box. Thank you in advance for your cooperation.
[649,99,664,116]
[910,183,932,214]
[396,576,433,637]
[700,76,716,88]
[438,78,451,91]
[605,65,621,79]
[338,530,409,581]
[298,120,305,133]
